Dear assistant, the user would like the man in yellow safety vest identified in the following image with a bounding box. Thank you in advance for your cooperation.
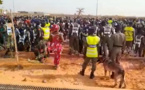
[108,18,113,25]
[80,26,100,79]
[123,22,135,54]
[35,22,50,62]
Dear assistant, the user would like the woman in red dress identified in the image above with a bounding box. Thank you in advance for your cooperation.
[50,24,64,69]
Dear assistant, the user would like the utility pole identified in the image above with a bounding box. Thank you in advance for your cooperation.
[96,0,99,18]
[10,10,21,68]
[13,0,15,12]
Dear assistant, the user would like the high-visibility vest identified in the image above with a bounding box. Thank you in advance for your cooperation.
[124,26,134,41]
[45,23,50,28]
[41,27,50,40]
[108,20,113,25]
[86,36,100,58]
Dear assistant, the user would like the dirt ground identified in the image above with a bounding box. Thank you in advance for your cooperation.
[0,44,145,90]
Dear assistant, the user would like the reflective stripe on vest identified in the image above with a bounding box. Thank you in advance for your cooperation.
[72,23,80,36]
[86,36,100,58]
[124,27,134,41]
[104,26,111,35]
[42,27,50,40]
[135,35,143,47]
[89,45,96,48]
[72,27,79,36]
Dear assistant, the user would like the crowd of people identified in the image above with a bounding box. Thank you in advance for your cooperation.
[1,15,145,88]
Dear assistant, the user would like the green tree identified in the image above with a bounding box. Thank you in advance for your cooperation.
[0,0,3,4]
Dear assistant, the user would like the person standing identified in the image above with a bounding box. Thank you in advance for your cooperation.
[140,33,145,57]
[80,26,100,79]
[4,21,15,58]
[134,30,144,57]
[69,19,80,55]
[102,22,115,57]
[110,25,126,64]
[79,23,89,56]
[109,25,126,79]
[124,22,135,54]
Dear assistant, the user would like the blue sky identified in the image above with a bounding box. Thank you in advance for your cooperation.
[1,0,145,17]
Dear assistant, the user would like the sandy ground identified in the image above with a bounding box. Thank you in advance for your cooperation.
[0,44,145,90]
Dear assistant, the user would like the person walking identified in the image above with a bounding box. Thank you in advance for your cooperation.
[50,24,64,69]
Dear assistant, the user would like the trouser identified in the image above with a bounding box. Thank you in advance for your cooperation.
[0,36,4,44]
[33,47,39,58]
[82,57,98,72]
[110,47,122,64]
[98,43,103,56]
[4,47,15,57]
[110,47,122,78]
[82,37,87,57]
[53,43,62,66]
[135,44,142,57]
[102,35,111,57]
[16,35,19,45]
[64,28,68,40]
[3,35,6,45]
[0,34,6,46]
[69,35,79,54]
[0,33,3,44]
[24,39,31,52]
[102,43,109,57]
[35,40,48,60]
[79,39,83,54]
[4,36,15,57]
[142,48,145,57]
[124,41,133,54]
[34,37,40,46]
